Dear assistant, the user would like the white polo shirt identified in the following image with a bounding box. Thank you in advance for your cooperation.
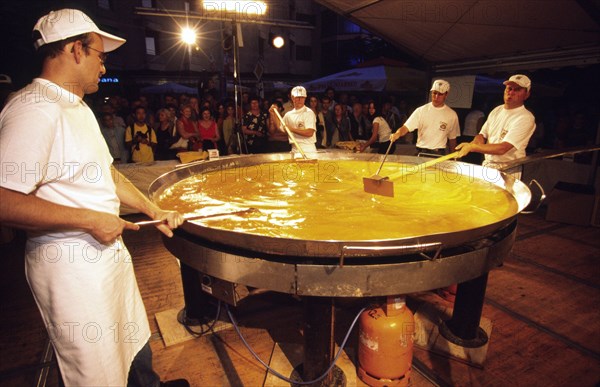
[479,104,536,167]
[282,105,317,154]
[404,102,460,149]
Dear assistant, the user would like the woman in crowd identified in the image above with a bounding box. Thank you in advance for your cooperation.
[330,103,353,145]
[153,108,177,160]
[198,106,220,150]
[359,100,395,154]
[308,95,326,148]
[221,103,237,154]
[175,104,201,151]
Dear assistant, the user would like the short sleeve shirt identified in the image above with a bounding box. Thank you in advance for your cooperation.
[479,104,536,166]
[404,103,460,149]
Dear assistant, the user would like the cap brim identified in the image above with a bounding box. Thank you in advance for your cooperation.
[97,30,126,52]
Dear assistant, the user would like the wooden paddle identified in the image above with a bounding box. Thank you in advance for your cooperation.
[135,208,259,226]
[364,151,460,197]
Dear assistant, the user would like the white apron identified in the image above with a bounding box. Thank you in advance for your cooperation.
[25,234,150,386]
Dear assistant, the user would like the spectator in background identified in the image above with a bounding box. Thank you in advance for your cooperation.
[99,102,126,128]
[349,101,369,140]
[360,100,395,154]
[325,87,337,111]
[382,98,402,133]
[189,96,201,120]
[99,112,128,163]
[153,108,177,160]
[242,95,269,154]
[329,103,352,146]
[390,79,460,155]
[125,106,157,162]
[175,104,200,151]
[308,95,326,148]
[198,106,220,150]
[221,103,237,154]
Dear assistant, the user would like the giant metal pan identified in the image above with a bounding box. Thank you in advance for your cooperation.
[148,152,531,258]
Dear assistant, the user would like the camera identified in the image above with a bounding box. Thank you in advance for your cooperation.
[134,131,147,150]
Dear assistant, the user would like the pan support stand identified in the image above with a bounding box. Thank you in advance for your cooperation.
[178,265,346,386]
[438,273,489,348]
[294,296,346,387]
[177,263,219,325]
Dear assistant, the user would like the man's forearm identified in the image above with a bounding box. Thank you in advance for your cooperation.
[0,187,96,232]
[291,127,316,138]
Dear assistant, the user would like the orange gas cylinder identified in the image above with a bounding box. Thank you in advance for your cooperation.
[357,296,414,387]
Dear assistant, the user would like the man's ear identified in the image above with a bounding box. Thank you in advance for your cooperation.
[69,40,84,64]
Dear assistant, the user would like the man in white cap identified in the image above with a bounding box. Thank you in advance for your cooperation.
[456,74,536,175]
[389,79,460,155]
[0,9,187,387]
[272,85,317,155]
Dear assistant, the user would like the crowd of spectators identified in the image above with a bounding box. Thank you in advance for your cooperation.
[84,85,598,164]
[92,87,425,163]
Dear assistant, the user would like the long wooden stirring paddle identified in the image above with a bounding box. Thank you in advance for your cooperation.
[135,208,258,227]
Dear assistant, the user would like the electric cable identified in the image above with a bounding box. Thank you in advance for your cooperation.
[181,301,222,336]
[225,303,366,385]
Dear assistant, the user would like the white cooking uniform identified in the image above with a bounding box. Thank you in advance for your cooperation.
[479,104,536,175]
[282,105,317,155]
[404,102,460,150]
[0,79,150,386]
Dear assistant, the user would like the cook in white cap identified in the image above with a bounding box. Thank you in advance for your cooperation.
[388,79,461,155]
[456,74,536,177]
[270,85,318,155]
[0,9,188,387]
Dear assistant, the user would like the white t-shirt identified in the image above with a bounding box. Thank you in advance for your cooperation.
[0,78,150,386]
[373,116,392,142]
[283,106,317,154]
[404,103,460,149]
[479,104,536,167]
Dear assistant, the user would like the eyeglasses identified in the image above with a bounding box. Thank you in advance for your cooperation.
[85,45,108,65]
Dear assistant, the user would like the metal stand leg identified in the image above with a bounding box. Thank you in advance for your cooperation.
[439,273,489,348]
[178,262,215,325]
[300,297,345,386]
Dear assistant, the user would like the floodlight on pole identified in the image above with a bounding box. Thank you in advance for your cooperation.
[181,27,197,45]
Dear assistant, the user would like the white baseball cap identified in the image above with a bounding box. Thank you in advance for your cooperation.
[291,86,307,98]
[503,74,531,92]
[33,9,126,52]
[431,79,450,94]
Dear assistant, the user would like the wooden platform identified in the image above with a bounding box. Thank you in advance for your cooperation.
[1,209,599,386]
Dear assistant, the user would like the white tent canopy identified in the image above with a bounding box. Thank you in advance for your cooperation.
[316,0,600,73]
